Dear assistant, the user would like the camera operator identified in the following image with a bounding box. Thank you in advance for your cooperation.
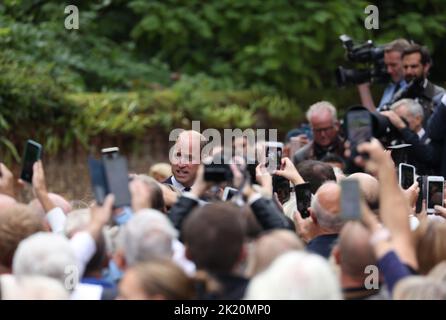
[380,98,440,175]
[357,39,411,112]
[293,101,346,165]
[399,44,445,121]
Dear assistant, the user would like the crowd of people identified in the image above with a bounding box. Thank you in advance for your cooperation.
[1,39,446,301]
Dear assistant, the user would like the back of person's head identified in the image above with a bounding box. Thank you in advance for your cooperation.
[149,163,172,183]
[391,98,424,120]
[244,251,341,300]
[393,276,446,300]
[246,230,304,277]
[346,173,379,211]
[29,193,72,218]
[63,208,108,277]
[335,221,375,279]
[119,209,178,267]
[321,154,346,171]
[13,232,76,283]
[311,182,344,233]
[118,259,195,300]
[134,174,165,212]
[240,205,263,241]
[0,204,45,271]
[0,194,17,211]
[182,202,246,274]
[1,275,69,300]
[64,209,90,238]
[415,220,446,274]
[297,160,336,194]
[428,261,446,284]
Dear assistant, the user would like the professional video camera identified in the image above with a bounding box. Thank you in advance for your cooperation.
[336,35,389,87]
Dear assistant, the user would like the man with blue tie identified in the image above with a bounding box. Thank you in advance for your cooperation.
[357,39,411,112]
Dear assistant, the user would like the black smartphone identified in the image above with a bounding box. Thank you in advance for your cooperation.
[20,139,42,183]
[295,182,312,219]
[265,142,283,173]
[345,109,372,154]
[273,175,290,204]
[340,179,361,220]
[102,153,132,208]
[399,163,415,190]
[415,175,424,214]
[88,157,109,206]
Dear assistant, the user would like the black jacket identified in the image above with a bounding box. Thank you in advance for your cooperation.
[428,97,446,178]
[398,127,441,175]
[168,195,294,238]
[196,273,249,300]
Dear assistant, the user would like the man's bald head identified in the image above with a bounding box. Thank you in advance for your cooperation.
[311,182,344,233]
[347,173,379,210]
[316,182,341,216]
[248,230,304,276]
[0,194,17,212]
[337,221,376,279]
[29,193,72,218]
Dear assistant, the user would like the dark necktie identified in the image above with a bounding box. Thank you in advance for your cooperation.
[183,187,191,192]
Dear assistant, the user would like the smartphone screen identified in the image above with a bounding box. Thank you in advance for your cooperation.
[295,182,312,219]
[88,157,109,205]
[273,175,290,204]
[415,176,424,214]
[20,140,42,183]
[340,179,361,220]
[399,164,415,190]
[346,110,372,147]
[265,142,283,173]
[222,187,238,201]
[102,154,131,208]
[427,179,444,210]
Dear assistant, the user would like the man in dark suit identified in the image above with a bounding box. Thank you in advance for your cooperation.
[381,98,440,175]
[164,130,206,192]
[400,44,445,122]
[428,94,446,178]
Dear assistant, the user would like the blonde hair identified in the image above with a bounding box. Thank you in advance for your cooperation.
[132,259,195,299]
[149,163,172,181]
[415,220,446,274]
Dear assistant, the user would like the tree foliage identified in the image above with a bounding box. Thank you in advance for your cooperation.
[1,0,446,162]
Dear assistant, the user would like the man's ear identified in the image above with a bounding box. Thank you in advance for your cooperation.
[283,145,291,158]
[113,250,127,271]
[332,244,341,266]
[185,245,193,262]
[234,243,248,270]
[423,63,431,76]
[309,207,318,225]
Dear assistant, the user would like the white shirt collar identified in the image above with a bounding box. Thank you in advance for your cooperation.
[417,128,425,139]
[171,176,187,191]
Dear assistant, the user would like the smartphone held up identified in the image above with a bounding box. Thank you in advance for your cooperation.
[20,139,43,183]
